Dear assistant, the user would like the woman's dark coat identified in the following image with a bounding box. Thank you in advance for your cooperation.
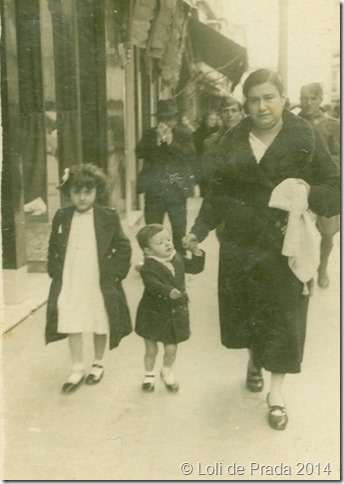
[191,110,340,373]
[46,205,132,349]
[135,252,205,344]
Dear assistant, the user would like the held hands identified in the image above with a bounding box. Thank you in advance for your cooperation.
[170,288,183,300]
[157,122,173,145]
[182,234,201,255]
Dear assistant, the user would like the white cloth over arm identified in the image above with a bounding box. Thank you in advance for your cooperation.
[268,178,320,284]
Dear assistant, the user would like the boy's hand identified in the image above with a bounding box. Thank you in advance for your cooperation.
[170,288,182,300]
[188,245,202,256]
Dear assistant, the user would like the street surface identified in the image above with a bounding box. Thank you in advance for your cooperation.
[2,197,340,480]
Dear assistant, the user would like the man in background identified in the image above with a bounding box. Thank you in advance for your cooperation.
[299,82,340,288]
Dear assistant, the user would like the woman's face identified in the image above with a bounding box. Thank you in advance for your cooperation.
[246,82,285,130]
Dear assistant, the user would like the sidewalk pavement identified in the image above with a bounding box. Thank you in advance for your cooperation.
[2,198,340,480]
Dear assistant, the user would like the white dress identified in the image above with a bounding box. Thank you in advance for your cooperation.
[57,208,109,334]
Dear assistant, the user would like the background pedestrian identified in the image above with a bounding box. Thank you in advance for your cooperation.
[299,82,340,288]
[136,99,196,255]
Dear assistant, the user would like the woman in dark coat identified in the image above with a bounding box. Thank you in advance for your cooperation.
[46,164,132,393]
[183,69,340,430]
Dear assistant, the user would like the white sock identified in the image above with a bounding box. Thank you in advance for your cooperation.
[143,371,155,383]
[66,364,85,384]
[72,363,85,373]
[162,366,172,376]
[93,359,103,368]
[162,367,176,384]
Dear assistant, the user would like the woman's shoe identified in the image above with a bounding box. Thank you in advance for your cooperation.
[160,372,179,393]
[142,375,155,392]
[85,364,104,385]
[267,393,288,430]
[246,366,264,392]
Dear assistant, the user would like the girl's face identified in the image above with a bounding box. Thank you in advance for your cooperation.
[145,229,174,258]
[246,82,285,130]
[70,186,96,213]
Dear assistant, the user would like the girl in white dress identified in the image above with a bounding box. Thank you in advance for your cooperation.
[46,164,132,393]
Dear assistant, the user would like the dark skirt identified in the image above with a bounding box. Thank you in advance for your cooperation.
[218,241,309,374]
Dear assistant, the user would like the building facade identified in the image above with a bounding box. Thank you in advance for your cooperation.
[1,0,247,304]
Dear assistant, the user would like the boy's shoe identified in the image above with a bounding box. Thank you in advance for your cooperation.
[142,374,155,392]
[160,371,179,393]
[61,371,85,394]
[85,364,104,385]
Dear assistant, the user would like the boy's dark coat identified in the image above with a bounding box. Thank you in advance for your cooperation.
[135,253,205,344]
[46,205,132,349]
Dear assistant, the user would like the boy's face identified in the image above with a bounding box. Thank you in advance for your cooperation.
[70,186,96,213]
[145,229,174,258]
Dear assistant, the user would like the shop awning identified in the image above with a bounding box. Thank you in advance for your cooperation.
[189,17,247,89]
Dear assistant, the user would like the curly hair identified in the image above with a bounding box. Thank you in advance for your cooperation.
[58,164,108,199]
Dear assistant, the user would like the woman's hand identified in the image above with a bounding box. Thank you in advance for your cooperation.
[170,288,182,300]
[182,234,199,252]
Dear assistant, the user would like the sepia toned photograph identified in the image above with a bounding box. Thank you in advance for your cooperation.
[1,0,340,480]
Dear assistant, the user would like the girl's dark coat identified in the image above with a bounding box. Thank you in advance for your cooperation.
[191,110,340,373]
[46,205,132,349]
[135,253,205,344]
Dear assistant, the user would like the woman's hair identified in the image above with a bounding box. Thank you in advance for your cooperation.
[58,163,108,198]
[243,69,284,98]
[136,224,165,250]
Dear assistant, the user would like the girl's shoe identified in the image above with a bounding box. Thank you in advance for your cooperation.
[267,393,288,430]
[142,375,155,392]
[246,365,264,392]
[85,364,104,385]
[61,371,85,394]
[160,372,179,393]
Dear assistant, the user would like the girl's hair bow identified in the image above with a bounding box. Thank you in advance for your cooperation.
[57,168,70,188]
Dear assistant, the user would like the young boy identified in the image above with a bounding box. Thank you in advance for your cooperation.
[135,224,205,392]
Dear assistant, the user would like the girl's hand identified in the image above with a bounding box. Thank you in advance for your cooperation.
[170,288,182,300]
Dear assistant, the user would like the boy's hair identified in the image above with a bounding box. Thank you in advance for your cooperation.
[136,224,165,250]
[58,164,108,198]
